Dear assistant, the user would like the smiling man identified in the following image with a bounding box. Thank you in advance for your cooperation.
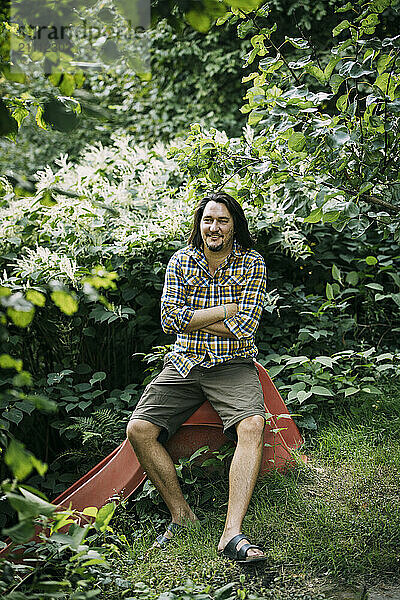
[126,191,268,563]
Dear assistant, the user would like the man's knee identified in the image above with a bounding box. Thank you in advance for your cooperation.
[126,418,160,446]
[236,415,265,440]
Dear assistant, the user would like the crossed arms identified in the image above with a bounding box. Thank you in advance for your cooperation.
[184,303,238,339]
[161,254,267,340]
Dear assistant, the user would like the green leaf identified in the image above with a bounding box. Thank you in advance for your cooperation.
[365,283,384,291]
[204,0,228,17]
[0,354,23,371]
[3,520,35,544]
[51,291,78,315]
[314,356,334,368]
[336,2,353,12]
[297,415,317,430]
[330,74,344,94]
[4,408,23,425]
[324,57,341,80]
[35,105,48,130]
[285,356,309,365]
[90,371,107,385]
[333,20,350,37]
[374,73,395,99]
[225,0,262,10]
[26,289,46,307]
[11,106,29,128]
[214,583,236,600]
[304,208,323,223]
[322,211,340,223]
[344,387,359,397]
[58,73,75,96]
[288,132,306,151]
[375,353,394,362]
[82,506,98,518]
[267,365,285,378]
[2,65,26,83]
[95,502,116,532]
[370,0,391,13]
[4,439,34,480]
[237,19,255,38]
[365,256,378,265]
[377,53,393,75]
[0,286,11,297]
[0,100,18,138]
[336,94,348,111]
[311,386,334,396]
[30,455,48,477]
[362,386,383,394]
[7,489,55,518]
[185,10,212,33]
[326,282,334,300]
[67,523,91,549]
[332,264,342,283]
[7,306,35,327]
[391,293,400,307]
[306,65,325,83]
[346,271,359,285]
[285,37,309,49]
[296,390,312,404]
[248,110,264,125]
[40,190,57,207]
[359,182,373,194]
[216,11,232,25]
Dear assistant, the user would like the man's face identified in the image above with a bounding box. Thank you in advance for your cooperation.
[200,200,234,254]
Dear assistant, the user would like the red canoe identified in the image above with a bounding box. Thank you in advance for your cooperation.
[0,362,305,557]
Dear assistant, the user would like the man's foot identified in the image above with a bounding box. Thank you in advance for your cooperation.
[218,533,266,563]
[149,515,199,551]
[149,522,185,550]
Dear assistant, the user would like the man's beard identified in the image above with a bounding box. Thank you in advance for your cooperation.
[207,241,224,252]
[206,237,224,252]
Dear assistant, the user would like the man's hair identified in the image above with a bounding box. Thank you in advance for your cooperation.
[188,191,254,250]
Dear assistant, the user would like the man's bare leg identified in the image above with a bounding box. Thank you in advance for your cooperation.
[126,418,197,531]
[217,415,265,558]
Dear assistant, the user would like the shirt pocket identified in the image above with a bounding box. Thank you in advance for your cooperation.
[217,273,246,304]
[184,274,210,309]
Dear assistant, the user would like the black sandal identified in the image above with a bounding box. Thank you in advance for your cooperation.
[151,522,185,550]
[222,533,267,563]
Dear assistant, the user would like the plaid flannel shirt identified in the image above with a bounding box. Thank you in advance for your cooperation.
[161,241,267,377]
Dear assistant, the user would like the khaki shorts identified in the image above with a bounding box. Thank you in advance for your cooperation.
[129,357,266,442]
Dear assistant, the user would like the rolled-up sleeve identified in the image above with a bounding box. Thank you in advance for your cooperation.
[224,257,267,340]
[161,255,195,335]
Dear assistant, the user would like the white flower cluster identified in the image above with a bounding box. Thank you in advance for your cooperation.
[1,134,187,286]
[10,246,80,285]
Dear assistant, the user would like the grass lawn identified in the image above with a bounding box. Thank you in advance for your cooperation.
[94,385,399,599]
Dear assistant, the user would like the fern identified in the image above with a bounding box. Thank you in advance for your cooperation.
[58,408,126,473]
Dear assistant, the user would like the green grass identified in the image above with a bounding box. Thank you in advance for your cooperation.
[101,386,400,599]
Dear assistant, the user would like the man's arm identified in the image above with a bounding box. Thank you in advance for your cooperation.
[201,321,237,339]
[184,303,238,333]
[161,255,195,335]
[220,257,267,340]
[161,254,238,335]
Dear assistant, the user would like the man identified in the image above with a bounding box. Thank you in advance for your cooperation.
[126,191,268,563]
